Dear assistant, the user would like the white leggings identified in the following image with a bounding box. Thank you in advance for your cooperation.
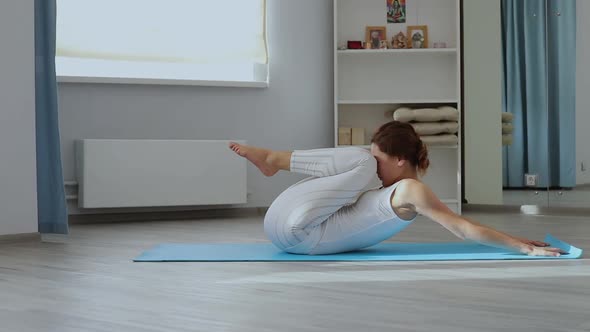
[264,147,414,255]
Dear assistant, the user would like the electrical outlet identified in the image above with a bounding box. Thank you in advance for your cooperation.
[524,174,538,187]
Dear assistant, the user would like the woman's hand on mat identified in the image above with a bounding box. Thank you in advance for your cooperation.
[517,237,567,256]
[523,245,567,257]
[517,238,550,247]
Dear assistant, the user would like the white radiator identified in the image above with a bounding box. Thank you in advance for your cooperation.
[75,139,247,208]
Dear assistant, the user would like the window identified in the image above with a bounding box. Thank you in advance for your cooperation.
[56,0,268,87]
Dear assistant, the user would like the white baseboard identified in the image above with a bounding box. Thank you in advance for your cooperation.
[69,207,268,224]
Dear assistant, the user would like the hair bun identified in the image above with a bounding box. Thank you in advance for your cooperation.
[417,140,430,175]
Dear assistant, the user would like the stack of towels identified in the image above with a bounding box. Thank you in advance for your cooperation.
[393,106,460,146]
[502,112,514,146]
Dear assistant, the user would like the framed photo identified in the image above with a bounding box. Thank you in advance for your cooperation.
[407,25,428,49]
[365,26,387,49]
[387,0,406,23]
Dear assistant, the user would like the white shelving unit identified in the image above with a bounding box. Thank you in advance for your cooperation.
[337,48,458,55]
[334,0,462,214]
[338,99,459,105]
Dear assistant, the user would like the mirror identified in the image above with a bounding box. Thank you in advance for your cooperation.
[464,0,584,210]
[501,0,552,207]
[547,0,588,208]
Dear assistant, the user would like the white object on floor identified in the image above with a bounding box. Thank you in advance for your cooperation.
[75,139,247,208]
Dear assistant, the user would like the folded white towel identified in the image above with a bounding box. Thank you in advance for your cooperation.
[502,123,514,134]
[394,107,459,123]
[502,134,513,146]
[411,122,459,135]
[420,134,459,146]
[502,112,514,123]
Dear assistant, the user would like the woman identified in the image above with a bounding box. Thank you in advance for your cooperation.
[229,121,564,257]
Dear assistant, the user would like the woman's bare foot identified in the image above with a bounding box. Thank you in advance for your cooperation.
[229,142,279,177]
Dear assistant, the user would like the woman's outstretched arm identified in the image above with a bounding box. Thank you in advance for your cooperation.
[394,179,566,257]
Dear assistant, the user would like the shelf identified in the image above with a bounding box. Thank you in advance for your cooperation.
[441,199,459,204]
[337,48,457,55]
[427,145,459,150]
[338,99,458,105]
[337,144,458,150]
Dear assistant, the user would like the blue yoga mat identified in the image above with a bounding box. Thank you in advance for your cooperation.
[134,234,582,262]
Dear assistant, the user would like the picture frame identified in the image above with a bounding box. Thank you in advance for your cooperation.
[365,26,387,49]
[406,25,428,49]
[392,31,407,49]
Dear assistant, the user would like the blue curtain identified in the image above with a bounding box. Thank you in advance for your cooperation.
[35,0,68,234]
[502,0,576,188]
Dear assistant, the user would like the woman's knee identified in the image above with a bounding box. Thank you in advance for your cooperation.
[344,148,377,182]
[338,147,376,168]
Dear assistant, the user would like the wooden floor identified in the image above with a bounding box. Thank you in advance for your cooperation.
[1,211,589,332]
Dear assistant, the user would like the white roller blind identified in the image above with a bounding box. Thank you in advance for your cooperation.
[56,0,268,85]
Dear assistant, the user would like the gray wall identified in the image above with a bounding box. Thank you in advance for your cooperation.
[0,0,38,234]
[58,0,334,212]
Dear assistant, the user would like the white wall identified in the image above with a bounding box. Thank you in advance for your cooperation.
[463,0,503,204]
[576,0,590,185]
[58,0,334,213]
[0,0,38,234]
